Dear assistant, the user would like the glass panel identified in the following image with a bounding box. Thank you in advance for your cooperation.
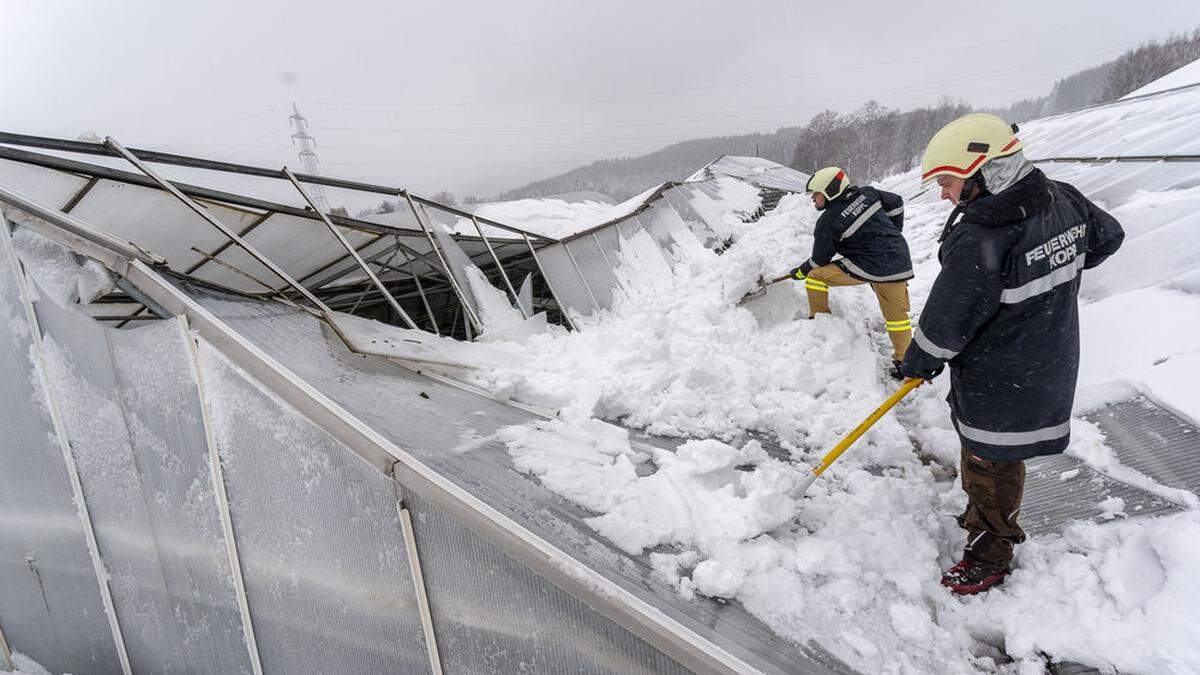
[195,342,430,674]
[0,230,123,675]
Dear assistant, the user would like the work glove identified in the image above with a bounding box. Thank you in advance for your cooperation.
[790,261,813,280]
[899,354,944,380]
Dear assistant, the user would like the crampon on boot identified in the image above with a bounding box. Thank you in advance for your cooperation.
[941,559,1010,596]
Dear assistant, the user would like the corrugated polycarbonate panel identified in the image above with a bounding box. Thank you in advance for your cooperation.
[1021,453,1182,535]
[1022,86,1200,158]
[68,179,247,270]
[30,292,255,674]
[1041,160,1200,207]
[1085,396,1200,494]
[195,342,430,675]
[699,156,810,193]
[535,243,596,318]
[182,287,849,674]
[565,236,615,310]
[405,492,690,675]
[0,230,123,674]
[0,157,92,211]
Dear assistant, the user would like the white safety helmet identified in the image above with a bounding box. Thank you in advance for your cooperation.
[921,113,1023,183]
[806,166,850,203]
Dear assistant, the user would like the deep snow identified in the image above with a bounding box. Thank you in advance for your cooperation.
[463,170,1200,673]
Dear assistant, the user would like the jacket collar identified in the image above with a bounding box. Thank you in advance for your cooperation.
[963,168,1053,227]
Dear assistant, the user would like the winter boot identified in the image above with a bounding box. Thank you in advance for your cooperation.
[941,558,1010,596]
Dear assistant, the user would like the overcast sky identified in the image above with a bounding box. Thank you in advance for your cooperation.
[4,0,1200,199]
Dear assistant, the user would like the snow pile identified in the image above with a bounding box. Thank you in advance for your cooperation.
[474,195,912,467]
[469,197,614,239]
[4,652,52,675]
[10,226,114,304]
[468,153,1200,671]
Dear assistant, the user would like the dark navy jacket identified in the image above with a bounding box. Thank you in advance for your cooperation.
[799,187,913,282]
[901,169,1124,461]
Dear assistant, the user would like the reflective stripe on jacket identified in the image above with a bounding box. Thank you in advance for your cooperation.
[902,169,1124,460]
[798,186,913,282]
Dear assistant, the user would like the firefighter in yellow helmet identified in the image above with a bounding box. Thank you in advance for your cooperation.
[900,113,1124,595]
[791,167,914,379]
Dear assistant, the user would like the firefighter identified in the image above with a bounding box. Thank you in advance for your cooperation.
[901,113,1124,595]
[791,167,914,379]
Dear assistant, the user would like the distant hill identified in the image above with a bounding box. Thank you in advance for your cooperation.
[496,29,1200,200]
[497,129,803,201]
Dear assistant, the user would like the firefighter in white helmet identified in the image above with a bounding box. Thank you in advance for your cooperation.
[791,167,914,379]
[900,113,1124,594]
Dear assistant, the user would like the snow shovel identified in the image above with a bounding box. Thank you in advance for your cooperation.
[736,273,792,306]
[792,377,924,497]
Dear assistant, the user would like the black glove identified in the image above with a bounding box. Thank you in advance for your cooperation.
[899,355,944,380]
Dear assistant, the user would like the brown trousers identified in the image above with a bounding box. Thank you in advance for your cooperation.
[804,263,913,361]
[957,448,1027,569]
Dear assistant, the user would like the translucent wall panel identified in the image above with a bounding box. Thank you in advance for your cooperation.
[662,186,719,246]
[405,492,690,675]
[564,236,616,310]
[32,293,255,674]
[181,289,836,674]
[0,158,92,211]
[0,231,123,674]
[534,243,596,318]
[69,179,244,270]
[432,225,484,320]
[195,343,430,674]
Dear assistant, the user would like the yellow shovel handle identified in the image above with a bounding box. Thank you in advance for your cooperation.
[812,378,924,476]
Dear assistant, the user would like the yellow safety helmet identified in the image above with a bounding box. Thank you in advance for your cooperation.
[920,113,1023,183]
[806,166,850,202]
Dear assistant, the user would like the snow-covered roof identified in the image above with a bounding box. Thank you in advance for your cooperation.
[1121,57,1200,99]
[687,154,811,193]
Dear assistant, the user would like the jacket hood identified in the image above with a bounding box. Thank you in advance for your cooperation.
[964,167,1053,227]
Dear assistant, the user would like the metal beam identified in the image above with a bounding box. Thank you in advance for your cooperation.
[1031,154,1200,163]
[403,192,482,335]
[523,233,577,331]
[179,315,265,675]
[0,131,554,241]
[104,136,332,314]
[283,167,418,330]
[184,211,274,275]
